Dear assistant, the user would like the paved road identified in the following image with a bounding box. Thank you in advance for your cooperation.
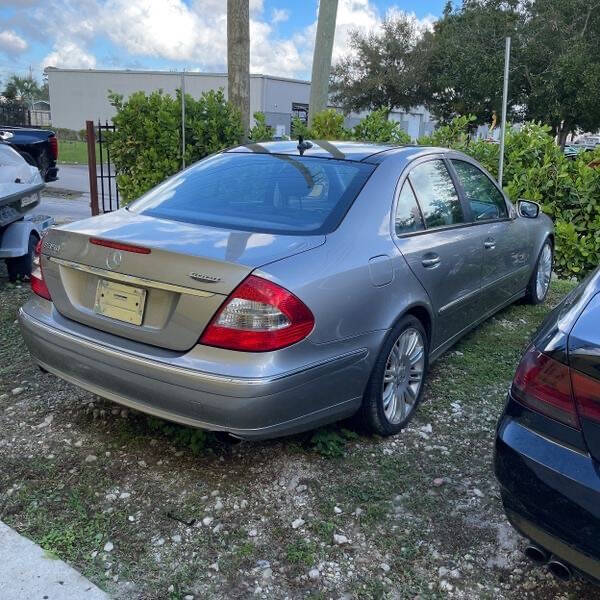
[33,194,92,224]
[49,164,118,206]
[48,164,90,196]
[41,163,118,223]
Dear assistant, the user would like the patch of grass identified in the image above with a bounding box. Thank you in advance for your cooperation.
[57,140,97,164]
[57,140,99,164]
[286,538,317,566]
[312,519,335,543]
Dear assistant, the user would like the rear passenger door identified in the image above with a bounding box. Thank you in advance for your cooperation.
[392,157,483,349]
[449,159,531,310]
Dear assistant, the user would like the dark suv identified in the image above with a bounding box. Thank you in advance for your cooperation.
[495,268,600,583]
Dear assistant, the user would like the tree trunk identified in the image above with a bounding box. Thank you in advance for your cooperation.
[557,122,570,150]
[308,0,339,127]
[227,0,250,139]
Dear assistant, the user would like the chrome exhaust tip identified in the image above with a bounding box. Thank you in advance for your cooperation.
[524,544,550,564]
[548,558,572,582]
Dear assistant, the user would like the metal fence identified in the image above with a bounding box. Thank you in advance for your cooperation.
[86,120,120,215]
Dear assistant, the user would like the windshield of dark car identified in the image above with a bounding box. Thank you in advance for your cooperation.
[127,152,375,235]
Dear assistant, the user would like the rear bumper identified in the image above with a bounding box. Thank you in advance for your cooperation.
[19,298,374,439]
[494,409,600,581]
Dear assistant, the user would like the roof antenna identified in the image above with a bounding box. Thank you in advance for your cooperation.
[297,135,312,156]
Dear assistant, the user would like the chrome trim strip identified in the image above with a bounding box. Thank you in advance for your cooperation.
[438,287,480,315]
[48,257,216,298]
[438,265,529,315]
[19,308,367,386]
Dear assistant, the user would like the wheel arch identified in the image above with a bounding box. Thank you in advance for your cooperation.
[397,303,434,348]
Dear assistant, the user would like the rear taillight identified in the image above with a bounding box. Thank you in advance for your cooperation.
[199,275,314,352]
[31,239,51,301]
[49,135,58,160]
[511,345,579,428]
[571,370,600,424]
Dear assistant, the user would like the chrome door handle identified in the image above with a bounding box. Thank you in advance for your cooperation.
[484,241,496,250]
[421,256,441,268]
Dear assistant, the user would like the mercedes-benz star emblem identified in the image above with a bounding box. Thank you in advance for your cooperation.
[106,250,122,270]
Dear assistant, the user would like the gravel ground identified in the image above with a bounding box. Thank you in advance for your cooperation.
[1,272,599,600]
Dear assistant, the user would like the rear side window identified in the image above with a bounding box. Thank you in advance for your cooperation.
[451,160,508,221]
[395,182,424,235]
[128,153,375,235]
[408,160,464,229]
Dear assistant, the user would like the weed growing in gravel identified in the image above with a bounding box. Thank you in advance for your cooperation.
[309,427,358,457]
[286,538,317,565]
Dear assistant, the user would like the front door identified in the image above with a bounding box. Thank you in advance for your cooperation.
[449,159,532,309]
[392,158,483,350]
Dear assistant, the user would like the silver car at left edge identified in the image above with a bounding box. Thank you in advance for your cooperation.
[19,141,553,439]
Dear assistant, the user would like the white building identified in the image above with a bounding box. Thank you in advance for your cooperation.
[45,67,435,140]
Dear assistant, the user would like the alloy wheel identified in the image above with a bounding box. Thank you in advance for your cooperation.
[381,327,425,424]
[536,242,552,300]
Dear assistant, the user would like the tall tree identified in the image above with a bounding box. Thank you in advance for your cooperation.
[521,0,600,147]
[2,74,43,105]
[330,15,426,114]
[418,0,523,124]
[308,0,339,126]
[227,0,250,138]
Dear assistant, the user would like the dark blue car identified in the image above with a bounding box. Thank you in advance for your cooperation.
[495,268,600,583]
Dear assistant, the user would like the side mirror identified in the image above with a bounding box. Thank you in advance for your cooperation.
[518,200,540,219]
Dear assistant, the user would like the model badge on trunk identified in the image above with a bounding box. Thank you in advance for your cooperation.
[189,272,221,283]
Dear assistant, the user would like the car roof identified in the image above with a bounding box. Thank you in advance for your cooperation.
[226,140,453,163]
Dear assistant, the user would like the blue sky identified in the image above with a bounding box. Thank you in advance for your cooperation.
[0,0,449,83]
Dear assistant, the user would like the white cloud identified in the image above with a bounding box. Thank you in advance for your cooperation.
[20,0,440,81]
[42,41,97,69]
[0,29,28,54]
[103,0,227,66]
[272,8,290,24]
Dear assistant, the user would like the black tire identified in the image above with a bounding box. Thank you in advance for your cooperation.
[524,239,553,305]
[6,233,37,282]
[359,315,429,436]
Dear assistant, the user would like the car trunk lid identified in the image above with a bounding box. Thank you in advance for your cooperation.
[41,210,324,351]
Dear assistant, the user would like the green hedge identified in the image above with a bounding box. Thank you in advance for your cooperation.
[419,117,600,279]
[107,88,242,204]
[107,92,416,206]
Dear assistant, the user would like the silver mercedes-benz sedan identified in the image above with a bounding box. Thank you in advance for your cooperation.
[19,141,553,439]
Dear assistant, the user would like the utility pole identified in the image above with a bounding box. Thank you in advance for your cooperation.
[227,0,250,139]
[308,0,339,128]
[498,36,511,188]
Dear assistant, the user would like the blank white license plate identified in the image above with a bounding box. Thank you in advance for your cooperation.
[94,279,146,325]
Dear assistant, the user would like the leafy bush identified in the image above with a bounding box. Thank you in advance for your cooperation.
[310,108,349,139]
[248,111,273,142]
[352,108,411,144]
[420,115,600,279]
[107,88,242,204]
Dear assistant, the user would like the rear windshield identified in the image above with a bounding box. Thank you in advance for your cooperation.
[127,152,375,234]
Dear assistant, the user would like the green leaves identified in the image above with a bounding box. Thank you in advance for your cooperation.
[248,111,273,142]
[352,108,411,144]
[107,88,242,204]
